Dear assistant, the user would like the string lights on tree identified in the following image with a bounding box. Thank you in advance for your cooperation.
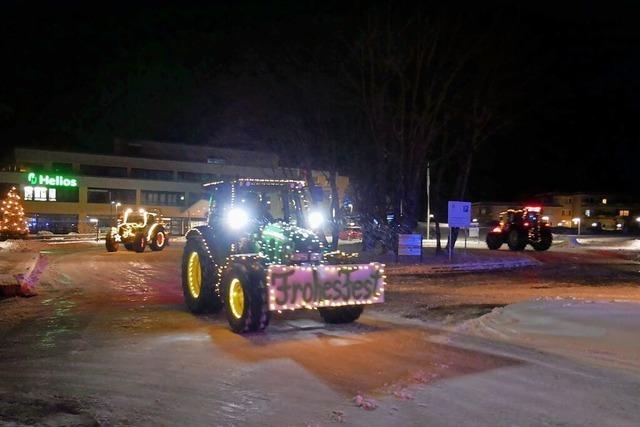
[1,186,29,239]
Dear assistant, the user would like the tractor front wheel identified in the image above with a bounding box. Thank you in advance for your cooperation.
[105,231,119,252]
[222,263,269,333]
[133,232,146,253]
[486,233,503,250]
[319,305,364,324]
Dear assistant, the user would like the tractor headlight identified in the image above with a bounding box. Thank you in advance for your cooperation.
[308,211,324,229]
[227,207,249,230]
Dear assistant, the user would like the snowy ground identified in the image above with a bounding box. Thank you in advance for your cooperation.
[0,240,639,426]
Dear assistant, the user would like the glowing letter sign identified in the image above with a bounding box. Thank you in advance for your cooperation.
[26,172,77,188]
[266,263,385,311]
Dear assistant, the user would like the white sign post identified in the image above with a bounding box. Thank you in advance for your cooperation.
[447,201,472,260]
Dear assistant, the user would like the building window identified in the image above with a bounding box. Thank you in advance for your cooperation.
[87,188,136,204]
[52,162,73,173]
[585,209,591,217]
[26,213,78,234]
[177,171,219,183]
[131,168,174,181]
[602,198,607,205]
[141,190,185,206]
[620,210,629,217]
[24,186,78,202]
[80,164,128,178]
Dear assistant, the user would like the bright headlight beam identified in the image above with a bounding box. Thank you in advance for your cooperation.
[227,207,249,230]
[308,211,324,229]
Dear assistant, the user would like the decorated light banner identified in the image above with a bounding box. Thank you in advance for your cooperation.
[267,262,385,311]
[23,172,78,202]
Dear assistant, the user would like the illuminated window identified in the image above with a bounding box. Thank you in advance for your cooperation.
[585,209,591,217]
[620,210,629,217]
[24,186,34,200]
[34,187,48,201]
[602,198,607,204]
[48,188,57,201]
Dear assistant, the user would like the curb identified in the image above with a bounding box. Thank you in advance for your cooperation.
[388,258,540,276]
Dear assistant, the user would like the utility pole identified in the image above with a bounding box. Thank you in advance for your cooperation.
[426,162,431,240]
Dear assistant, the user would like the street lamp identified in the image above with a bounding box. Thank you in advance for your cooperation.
[572,217,581,235]
[89,218,99,241]
[111,201,121,226]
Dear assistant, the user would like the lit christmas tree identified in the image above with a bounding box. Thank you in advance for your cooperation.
[1,187,29,238]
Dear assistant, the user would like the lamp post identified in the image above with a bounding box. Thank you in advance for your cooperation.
[111,201,121,226]
[572,217,581,235]
[89,218,99,241]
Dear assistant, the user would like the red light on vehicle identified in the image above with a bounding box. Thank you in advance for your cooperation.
[524,222,530,227]
[492,226,502,233]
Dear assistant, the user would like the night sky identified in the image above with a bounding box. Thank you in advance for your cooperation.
[1,0,639,201]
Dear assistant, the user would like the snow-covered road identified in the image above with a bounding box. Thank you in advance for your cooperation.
[1,241,639,426]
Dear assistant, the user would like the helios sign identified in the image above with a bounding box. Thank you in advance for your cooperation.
[24,172,78,202]
[27,172,78,188]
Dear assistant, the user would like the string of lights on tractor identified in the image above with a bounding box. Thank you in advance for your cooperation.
[0,187,29,240]
[182,177,386,333]
[105,208,168,253]
[486,206,553,251]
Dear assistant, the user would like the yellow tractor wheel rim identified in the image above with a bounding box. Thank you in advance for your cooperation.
[228,278,245,319]
[187,252,202,298]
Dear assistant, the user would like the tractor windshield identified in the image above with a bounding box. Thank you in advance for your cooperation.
[126,214,145,225]
[235,184,308,226]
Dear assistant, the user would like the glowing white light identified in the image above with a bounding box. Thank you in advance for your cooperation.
[542,216,549,221]
[308,211,324,229]
[227,207,249,230]
[591,223,597,227]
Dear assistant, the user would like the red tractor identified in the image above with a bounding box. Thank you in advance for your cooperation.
[486,206,552,251]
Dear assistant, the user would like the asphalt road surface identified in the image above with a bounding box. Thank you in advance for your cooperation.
[1,241,639,426]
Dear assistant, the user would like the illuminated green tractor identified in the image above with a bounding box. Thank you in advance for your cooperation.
[105,208,168,253]
[181,178,385,333]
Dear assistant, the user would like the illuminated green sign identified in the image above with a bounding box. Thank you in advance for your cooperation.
[26,172,78,187]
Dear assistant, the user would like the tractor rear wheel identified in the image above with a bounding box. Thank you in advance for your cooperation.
[149,230,167,251]
[222,263,269,333]
[319,306,364,324]
[181,237,223,313]
[105,231,119,252]
[532,229,553,251]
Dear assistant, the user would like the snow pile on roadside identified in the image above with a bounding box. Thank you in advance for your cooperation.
[457,298,640,372]
[0,239,41,253]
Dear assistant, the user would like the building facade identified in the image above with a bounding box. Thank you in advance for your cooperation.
[536,193,640,230]
[473,193,640,231]
[0,141,349,234]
